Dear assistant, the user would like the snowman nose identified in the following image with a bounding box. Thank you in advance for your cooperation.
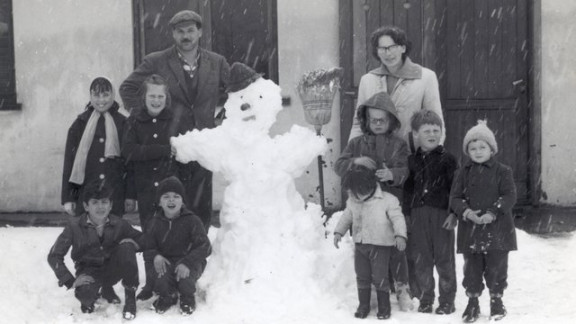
[240,103,251,111]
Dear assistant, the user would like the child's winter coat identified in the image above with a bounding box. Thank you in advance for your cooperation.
[334,186,407,246]
[450,158,517,253]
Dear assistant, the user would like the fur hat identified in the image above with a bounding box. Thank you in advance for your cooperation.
[169,10,202,28]
[462,120,498,155]
[226,62,263,93]
[156,176,185,202]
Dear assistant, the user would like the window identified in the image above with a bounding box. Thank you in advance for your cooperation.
[0,0,19,110]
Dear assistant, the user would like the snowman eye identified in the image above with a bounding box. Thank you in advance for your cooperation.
[259,95,263,99]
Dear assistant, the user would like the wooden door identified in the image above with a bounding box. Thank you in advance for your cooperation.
[339,0,531,203]
[132,0,278,80]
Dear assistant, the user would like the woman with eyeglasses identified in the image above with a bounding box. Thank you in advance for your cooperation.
[348,26,445,153]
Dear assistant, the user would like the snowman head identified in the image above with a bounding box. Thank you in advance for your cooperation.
[224,63,282,132]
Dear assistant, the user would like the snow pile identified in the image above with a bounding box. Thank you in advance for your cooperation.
[171,76,353,322]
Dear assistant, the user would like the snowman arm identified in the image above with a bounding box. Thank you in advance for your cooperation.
[171,129,224,172]
[275,125,327,176]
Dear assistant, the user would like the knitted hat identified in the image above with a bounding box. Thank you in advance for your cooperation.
[169,10,203,28]
[462,120,498,155]
[226,62,263,93]
[156,176,185,202]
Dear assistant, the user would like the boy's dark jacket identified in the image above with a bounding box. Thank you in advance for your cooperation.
[142,207,211,270]
[61,103,135,209]
[403,145,458,214]
[47,213,143,288]
[450,158,517,253]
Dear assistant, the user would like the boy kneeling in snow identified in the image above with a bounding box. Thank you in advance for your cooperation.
[47,180,142,320]
[143,176,211,316]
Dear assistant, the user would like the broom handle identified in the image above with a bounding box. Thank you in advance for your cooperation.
[316,127,325,213]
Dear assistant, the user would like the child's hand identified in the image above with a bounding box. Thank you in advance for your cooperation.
[175,264,190,281]
[376,168,393,182]
[442,213,458,230]
[478,213,496,225]
[333,233,342,249]
[395,236,407,251]
[63,202,76,216]
[73,274,95,288]
[124,199,137,213]
[353,156,377,170]
[154,255,171,277]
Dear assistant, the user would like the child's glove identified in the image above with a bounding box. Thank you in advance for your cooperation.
[63,202,76,216]
[478,213,496,224]
[72,274,95,288]
[462,208,482,224]
[442,213,458,230]
[175,264,190,281]
[154,255,171,277]
[395,236,407,251]
[333,233,343,249]
[353,156,377,170]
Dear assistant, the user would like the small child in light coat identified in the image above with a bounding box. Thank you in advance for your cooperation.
[450,120,517,323]
[142,176,211,316]
[333,162,407,320]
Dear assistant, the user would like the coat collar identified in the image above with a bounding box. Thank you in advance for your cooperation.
[168,46,213,105]
[415,145,446,157]
[464,157,496,169]
[348,185,385,204]
[79,213,118,227]
[133,105,173,122]
[154,206,194,222]
[369,57,422,80]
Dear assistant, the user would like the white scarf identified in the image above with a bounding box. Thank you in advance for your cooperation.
[69,110,120,185]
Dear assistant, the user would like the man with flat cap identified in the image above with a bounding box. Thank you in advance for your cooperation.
[120,10,229,299]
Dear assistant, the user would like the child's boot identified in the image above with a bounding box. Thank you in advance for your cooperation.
[462,297,480,323]
[395,282,414,311]
[101,285,121,304]
[122,287,137,320]
[180,295,196,316]
[435,301,456,315]
[376,290,391,320]
[490,297,507,321]
[354,288,371,319]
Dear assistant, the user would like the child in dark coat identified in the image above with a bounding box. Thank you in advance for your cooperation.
[48,180,142,320]
[450,120,517,322]
[333,163,407,320]
[334,91,412,311]
[122,74,188,299]
[61,77,135,217]
[403,110,458,315]
[143,176,211,316]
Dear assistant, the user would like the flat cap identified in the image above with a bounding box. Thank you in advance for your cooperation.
[169,10,202,28]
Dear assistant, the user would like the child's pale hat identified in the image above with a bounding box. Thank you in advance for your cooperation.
[462,120,498,155]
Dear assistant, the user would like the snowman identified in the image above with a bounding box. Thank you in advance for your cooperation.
[171,63,334,315]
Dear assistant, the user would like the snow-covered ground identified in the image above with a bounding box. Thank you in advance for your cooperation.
[0,225,574,324]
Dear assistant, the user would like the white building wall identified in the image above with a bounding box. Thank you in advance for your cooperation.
[540,2,576,205]
[0,0,133,211]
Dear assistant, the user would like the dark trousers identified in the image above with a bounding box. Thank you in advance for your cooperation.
[183,162,212,230]
[409,206,457,304]
[154,261,205,305]
[355,243,392,292]
[462,250,509,297]
[74,243,139,306]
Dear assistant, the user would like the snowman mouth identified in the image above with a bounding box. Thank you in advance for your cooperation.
[242,115,256,121]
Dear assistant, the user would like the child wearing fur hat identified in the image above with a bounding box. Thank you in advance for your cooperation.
[333,162,407,320]
[61,77,136,217]
[450,120,517,323]
[122,74,189,300]
[140,176,211,316]
[48,180,142,320]
[403,110,458,315]
[334,91,413,311]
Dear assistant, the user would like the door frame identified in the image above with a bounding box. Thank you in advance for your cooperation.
[338,0,542,206]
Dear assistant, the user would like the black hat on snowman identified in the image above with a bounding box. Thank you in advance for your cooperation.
[226,62,263,93]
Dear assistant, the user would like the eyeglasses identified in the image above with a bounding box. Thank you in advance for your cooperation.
[369,117,388,125]
[377,44,400,53]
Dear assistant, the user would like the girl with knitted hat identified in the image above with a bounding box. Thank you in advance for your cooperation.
[450,120,518,322]
[61,76,135,218]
